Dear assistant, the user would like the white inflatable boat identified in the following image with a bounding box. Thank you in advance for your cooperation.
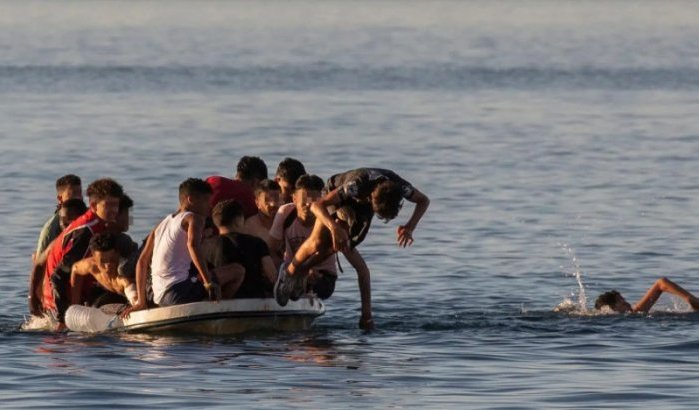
[65,297,325,335]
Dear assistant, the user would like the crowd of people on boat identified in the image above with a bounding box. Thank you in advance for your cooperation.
[27,157,431,331]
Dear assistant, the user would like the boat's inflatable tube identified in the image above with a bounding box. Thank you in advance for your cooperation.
[65,297,325,335]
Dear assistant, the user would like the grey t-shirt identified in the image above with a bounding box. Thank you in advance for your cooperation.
[35,213,61,256]
[326,168,415,206]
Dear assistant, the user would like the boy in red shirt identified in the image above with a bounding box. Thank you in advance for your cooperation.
[206,156,268,219]
[42,178,124,329]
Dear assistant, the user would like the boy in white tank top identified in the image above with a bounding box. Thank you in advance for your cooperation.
[123,178,230,316]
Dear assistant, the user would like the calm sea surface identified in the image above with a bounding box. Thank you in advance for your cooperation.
[3,1,699,408]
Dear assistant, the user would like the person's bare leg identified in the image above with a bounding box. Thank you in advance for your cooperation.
[288,219,334,277]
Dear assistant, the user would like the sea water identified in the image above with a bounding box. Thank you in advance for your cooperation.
[2,1,699,408]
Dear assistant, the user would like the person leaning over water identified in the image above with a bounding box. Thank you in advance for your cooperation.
[34,174,83,260]
[595,277,699,313]
[274,168,430,312]
[208,200,277,298]
[269,174,374,329]
[41,178,124,329]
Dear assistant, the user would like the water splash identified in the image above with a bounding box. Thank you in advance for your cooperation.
[19,314,56,332]
[559,243,588,313]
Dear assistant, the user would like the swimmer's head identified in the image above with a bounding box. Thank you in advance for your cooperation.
[594,290,632,313]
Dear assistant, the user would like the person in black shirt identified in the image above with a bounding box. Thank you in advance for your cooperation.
[208,200,277,298]
[275,168,430,313]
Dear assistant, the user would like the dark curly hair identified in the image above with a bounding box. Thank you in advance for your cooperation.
[86,178,124,202]
[371,180,404,221]
[89,232,133,257]
[594,290,624,310]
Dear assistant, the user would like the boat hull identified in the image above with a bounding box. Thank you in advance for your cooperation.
[65,297,325,335]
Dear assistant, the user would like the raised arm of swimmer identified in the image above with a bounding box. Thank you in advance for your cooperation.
[633,277,699,313]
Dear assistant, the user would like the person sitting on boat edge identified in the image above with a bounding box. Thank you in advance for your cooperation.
[208,199,277,298]
[70,232,139,307]
[41,178,124,329]
[34,174,83,261]
[27,198,87,316]
[275,157,306,205]
[595,277,699,313]
[269,174,374,329]
[206,156,268,219]
[123,178,239,317]
[243,179,282,264]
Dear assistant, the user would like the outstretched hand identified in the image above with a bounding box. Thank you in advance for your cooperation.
[397,225,414,247]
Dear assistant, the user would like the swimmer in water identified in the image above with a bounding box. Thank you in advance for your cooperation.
[595,277,699,313]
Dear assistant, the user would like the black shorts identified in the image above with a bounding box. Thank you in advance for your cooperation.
[159,273,206,306]
[307,270,337,299]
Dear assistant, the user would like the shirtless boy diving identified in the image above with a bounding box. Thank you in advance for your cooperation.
[595,277,699,313]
